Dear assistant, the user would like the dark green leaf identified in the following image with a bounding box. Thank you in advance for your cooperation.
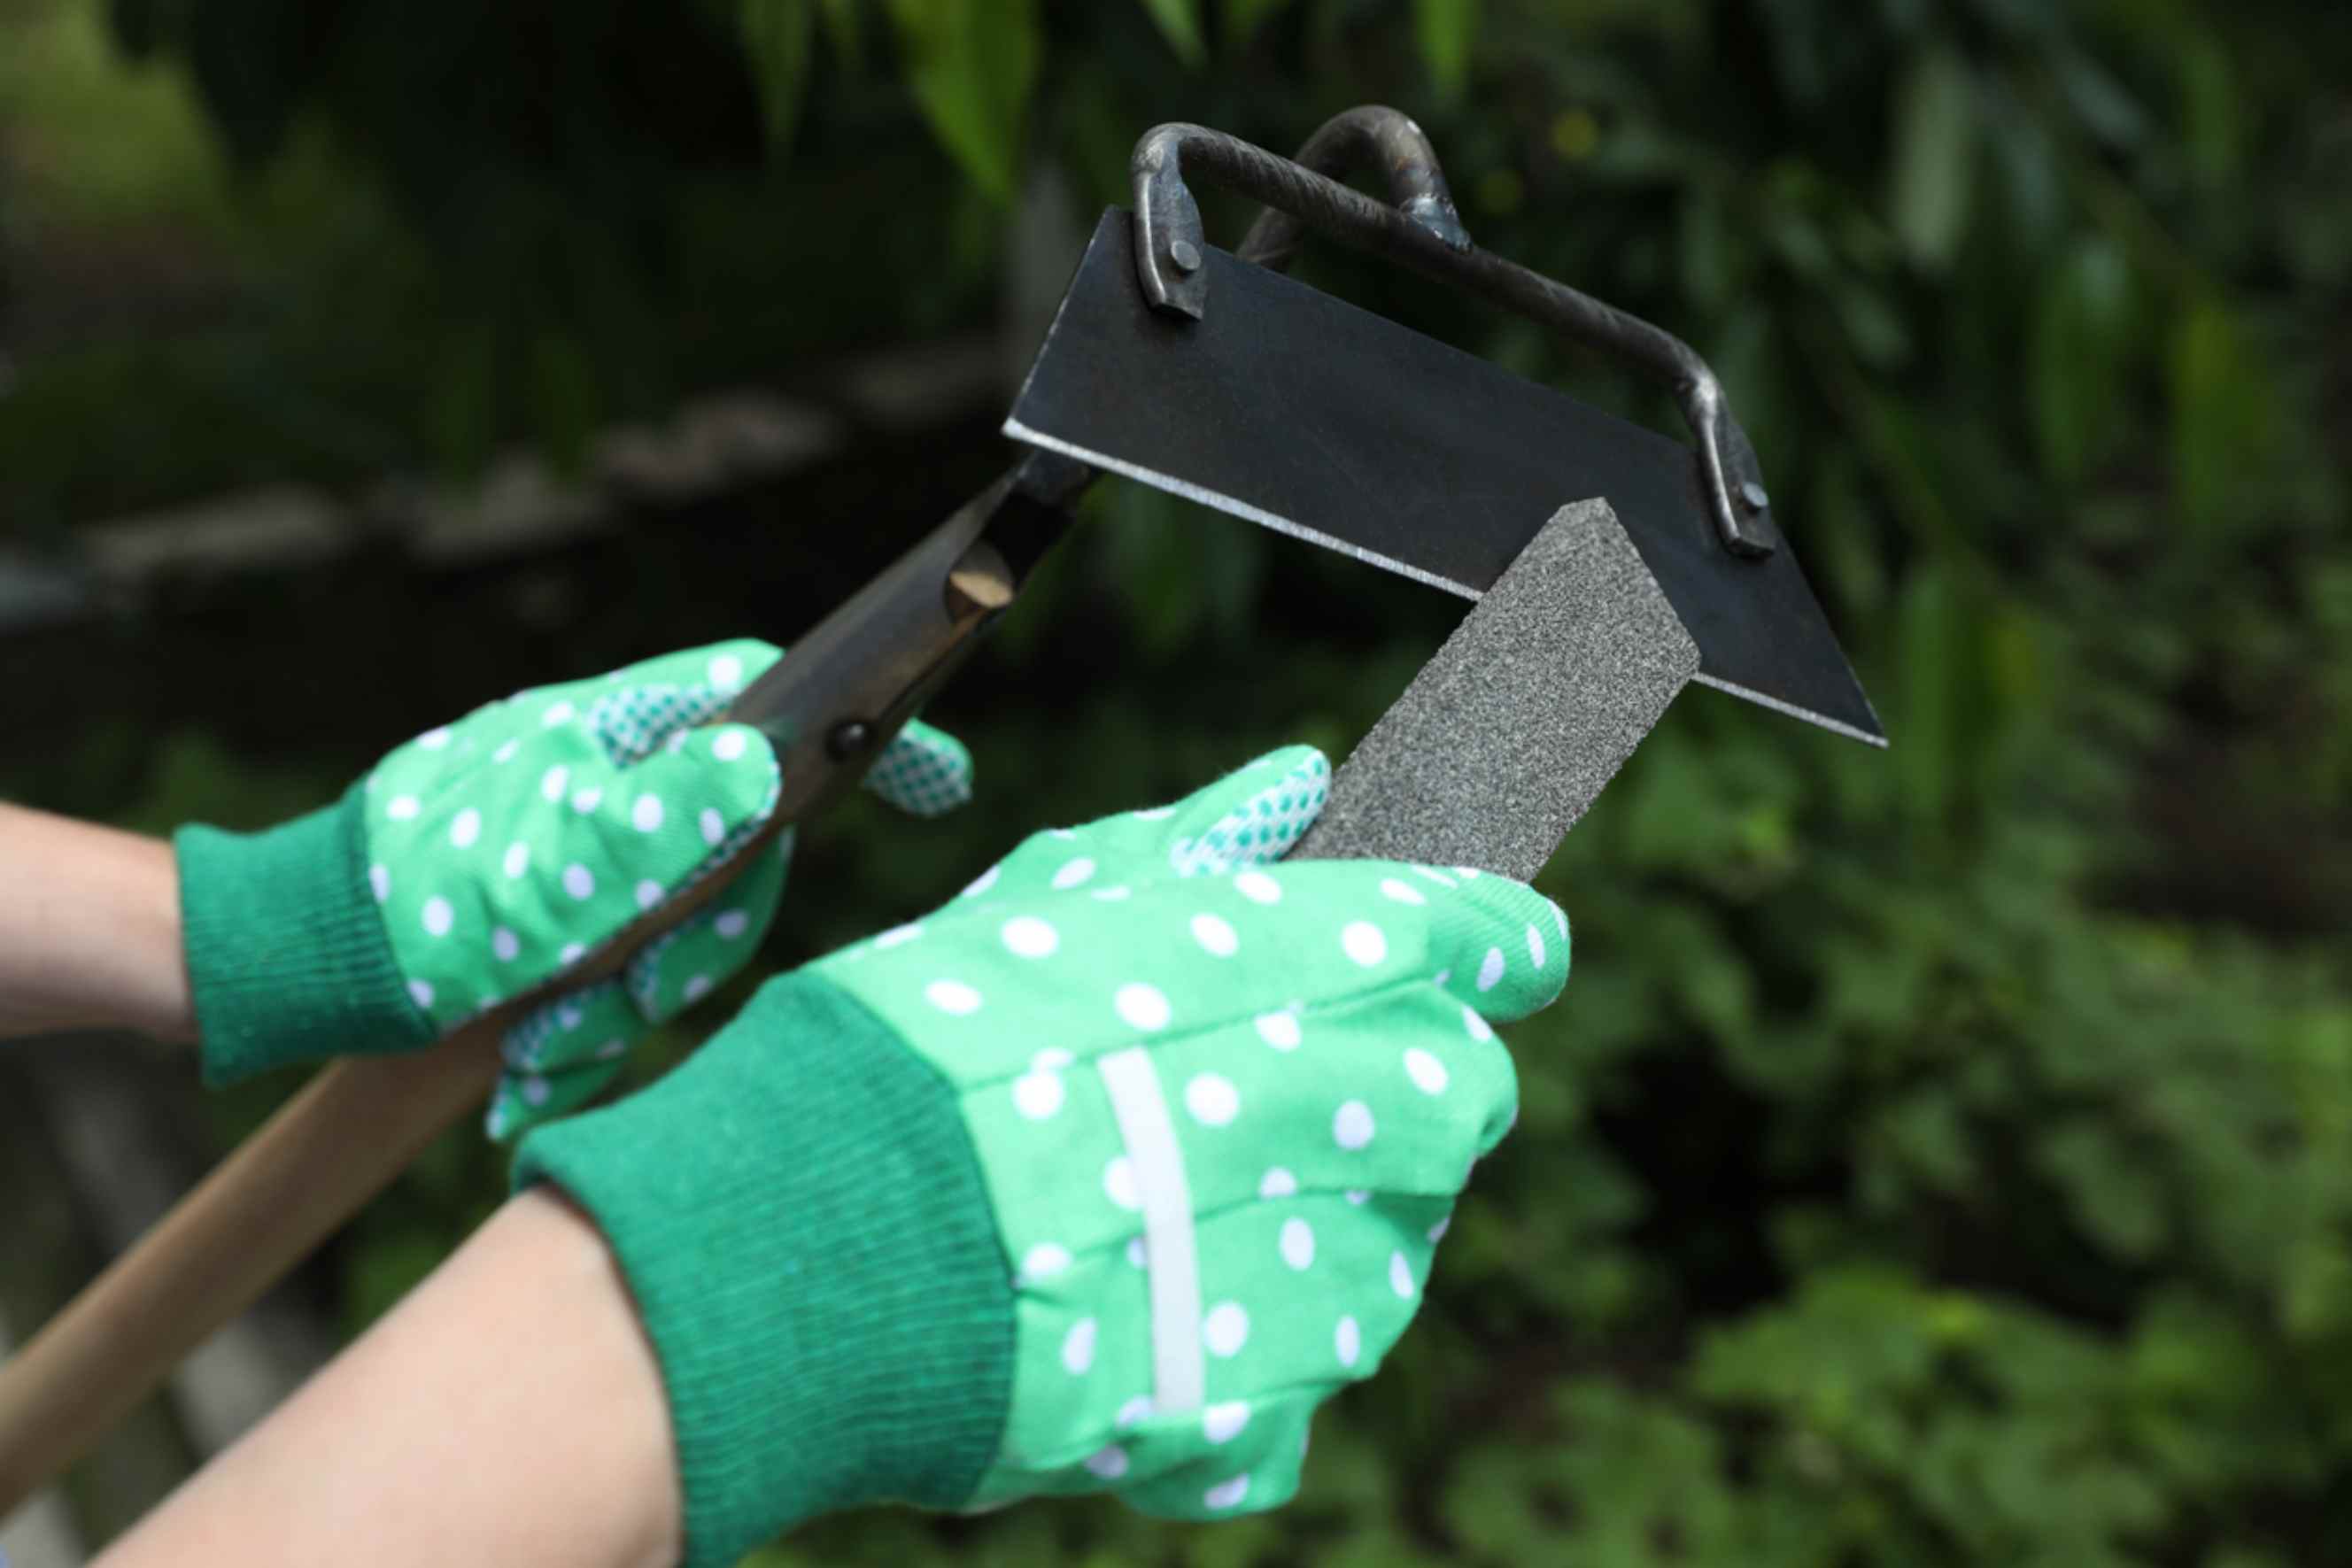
[2169,299,2274,534]
[1677,187,1735,312]
[2054,48,2148,149]
[2027,236,2132,483]
[425,323,498,475]
[818,0,865,72]
[739,0,816,151]
[1219,0,1293,48]
[1981,76,2064,245]
[886,0,1041,201]
[1886,47,1977,269]
[1835,280,1913,367]
[1413,0,1479,100]
[1138,0,1205,65]
[2179,38,2241,189]
[524,330,599,468]
[1895,560,1963,836]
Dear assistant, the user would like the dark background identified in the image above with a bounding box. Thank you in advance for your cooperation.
[3,1,2349,1564]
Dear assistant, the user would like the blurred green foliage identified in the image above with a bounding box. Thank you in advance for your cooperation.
[6,0,2352,1563]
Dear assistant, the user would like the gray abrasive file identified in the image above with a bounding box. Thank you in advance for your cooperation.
[1291,499,1701,879]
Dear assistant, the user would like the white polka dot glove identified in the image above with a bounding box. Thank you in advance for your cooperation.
[172,638,971,1137]
[514,744,1567,1566]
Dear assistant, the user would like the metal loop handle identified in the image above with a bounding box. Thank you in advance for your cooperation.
[1234,105,1469,271]
[1132,115,1777,558]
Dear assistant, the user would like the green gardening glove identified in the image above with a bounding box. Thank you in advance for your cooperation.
[516,744,1568,1566]
[174,638,972,1139]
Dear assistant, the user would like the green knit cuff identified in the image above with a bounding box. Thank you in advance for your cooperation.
[176,784,433,1086]
[513,973,1016,1568]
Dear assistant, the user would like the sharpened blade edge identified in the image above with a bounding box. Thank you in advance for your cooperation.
[1002,419,1483,601]
[1005,416,1888,747]
[1688,671,1890,749]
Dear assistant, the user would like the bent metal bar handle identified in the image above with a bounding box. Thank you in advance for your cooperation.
[0,104,1482,1525]
[1233,105,1469,272]
[1130,120,1781,560]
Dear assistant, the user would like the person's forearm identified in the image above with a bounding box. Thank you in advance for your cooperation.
[97,1186,684,1568]
[0,802,193,1041]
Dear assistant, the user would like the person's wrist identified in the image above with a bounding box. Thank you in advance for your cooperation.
[512,971,1017,1566]
[0,806,194,1041]
[114,826,195,1042]
[496,1186,686,1568]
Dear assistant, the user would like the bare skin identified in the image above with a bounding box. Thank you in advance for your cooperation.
[2,800,687,1565]
[0,804,193,1042]
[93,1188,685,1568]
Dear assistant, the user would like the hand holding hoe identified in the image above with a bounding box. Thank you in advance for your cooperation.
[0,106,1880,1518]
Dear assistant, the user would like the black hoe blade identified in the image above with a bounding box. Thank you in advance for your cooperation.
[1005,209,1885,746]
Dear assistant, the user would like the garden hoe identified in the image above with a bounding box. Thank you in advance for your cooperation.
[0,106,1882,1519]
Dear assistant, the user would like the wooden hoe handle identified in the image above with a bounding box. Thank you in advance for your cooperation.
[0,1031,502,1515]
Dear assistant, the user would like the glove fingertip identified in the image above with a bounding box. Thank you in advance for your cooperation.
[484,1085,520,1143]
[1166,745,1333,877]
[1477,1087,1522,1161]
[624,921,737,1025]
[485,1069,557,1143]
[1113,1405,1313,1521]
[488,1056,623,1141]
[1250,742,1331,781]
[1425,870,1571,1024]
[864,722,974,818]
